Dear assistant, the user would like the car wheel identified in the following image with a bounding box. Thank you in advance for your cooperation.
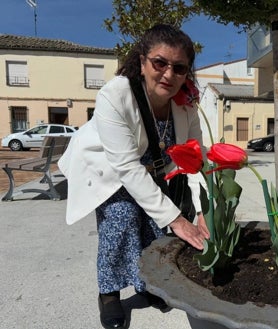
[9,139,23,151]
[262,142,274,152]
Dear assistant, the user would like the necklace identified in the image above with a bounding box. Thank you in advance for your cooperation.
[150,103,171,150]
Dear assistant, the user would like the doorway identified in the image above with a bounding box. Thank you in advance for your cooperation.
[48,107,68,125]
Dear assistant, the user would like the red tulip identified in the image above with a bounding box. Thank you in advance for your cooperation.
[164,139,203,180]
[172,78,200,107]
[206,143,248,173]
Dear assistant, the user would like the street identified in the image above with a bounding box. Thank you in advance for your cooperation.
[236,150,275,222]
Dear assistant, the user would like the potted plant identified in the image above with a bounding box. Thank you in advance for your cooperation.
[139,80,278,329]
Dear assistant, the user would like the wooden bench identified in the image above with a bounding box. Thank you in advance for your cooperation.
[1,136,70,201]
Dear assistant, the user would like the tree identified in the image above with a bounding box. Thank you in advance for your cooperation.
[104,0,278,186]
[191,0,278,187]
[103,0,202,60]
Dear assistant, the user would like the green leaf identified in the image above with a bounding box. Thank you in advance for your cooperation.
[221,171,242,200]
[223,223,241,257]
[193,239,220,271]
[200,183,209,214]
[272,235,278,266]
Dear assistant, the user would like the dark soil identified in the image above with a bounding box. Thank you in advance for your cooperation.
[177,224,278,307]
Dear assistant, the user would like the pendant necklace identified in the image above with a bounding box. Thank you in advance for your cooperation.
[150,103,170,150]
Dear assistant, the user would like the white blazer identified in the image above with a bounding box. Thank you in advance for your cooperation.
[58,76,206,227]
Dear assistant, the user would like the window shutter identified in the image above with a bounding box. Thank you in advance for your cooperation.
[85,65,105,88]
[7,61,28,85]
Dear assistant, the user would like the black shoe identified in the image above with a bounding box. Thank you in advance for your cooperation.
[98,292,127,329]
[136,290,171,312]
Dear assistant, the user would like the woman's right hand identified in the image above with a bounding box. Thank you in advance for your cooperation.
[169,215,210,250]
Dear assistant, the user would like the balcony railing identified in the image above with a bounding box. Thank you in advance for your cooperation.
[85,79,105,89]
[7,76,29,86]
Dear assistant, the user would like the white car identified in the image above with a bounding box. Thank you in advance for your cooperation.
[1,124,77,151]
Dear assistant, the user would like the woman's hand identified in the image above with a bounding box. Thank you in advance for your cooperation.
[169,215,210,250]
[196,212,210,241]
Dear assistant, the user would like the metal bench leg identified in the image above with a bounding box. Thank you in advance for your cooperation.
[22,171,61,200]
[1,168,16,201]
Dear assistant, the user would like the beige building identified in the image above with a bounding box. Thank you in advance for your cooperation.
[196,58,274,149]
[1,30,274,150]
[0,35,118,139]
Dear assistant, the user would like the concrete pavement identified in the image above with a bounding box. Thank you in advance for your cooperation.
[0,151,275,329]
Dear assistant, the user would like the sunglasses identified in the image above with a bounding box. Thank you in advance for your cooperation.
[146,57,188,75]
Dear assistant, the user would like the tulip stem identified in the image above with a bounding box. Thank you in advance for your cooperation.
[196,102,215,146]
[208,165,215,276]
[247,163,263,183]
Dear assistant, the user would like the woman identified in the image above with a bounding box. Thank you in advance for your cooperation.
[58,24,210,329]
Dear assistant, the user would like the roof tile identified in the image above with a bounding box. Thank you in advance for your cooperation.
[0,34,115,55]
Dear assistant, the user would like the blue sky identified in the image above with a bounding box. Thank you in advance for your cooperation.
[0,0,247,68]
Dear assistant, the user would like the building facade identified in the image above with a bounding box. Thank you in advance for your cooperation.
[0,35,118,140]
[196,59,274,149]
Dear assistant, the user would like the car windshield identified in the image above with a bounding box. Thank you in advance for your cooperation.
[27,126,48,134]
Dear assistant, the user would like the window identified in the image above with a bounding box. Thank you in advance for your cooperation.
[87,107,95,120]
[66,127,75,133]
[84,65,105,89]
[237,118,248,141]
[10,106,28,133]
[49,126,65,134]
[29,125,48,134]
[267,118,274,135]
[6,61,29,86]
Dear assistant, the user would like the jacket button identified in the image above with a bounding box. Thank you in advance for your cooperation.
[88,180,92,186]
[96,170,103,176]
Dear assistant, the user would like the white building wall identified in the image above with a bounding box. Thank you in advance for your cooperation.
[196,63,224,99]
[198,86,219,148]
[223,60,254,85]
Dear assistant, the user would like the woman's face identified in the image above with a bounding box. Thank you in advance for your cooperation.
[141,43,189,104]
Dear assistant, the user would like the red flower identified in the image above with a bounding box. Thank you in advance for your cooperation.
[206,143,248,173]
[172,78,200,107]
[164,139,203,180]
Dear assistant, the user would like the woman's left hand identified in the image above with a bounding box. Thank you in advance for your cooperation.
[169,215,210,250]
[196,212,210,240]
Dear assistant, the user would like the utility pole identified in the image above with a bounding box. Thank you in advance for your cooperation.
[26,0,38,36]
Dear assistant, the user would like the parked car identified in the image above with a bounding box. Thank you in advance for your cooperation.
[1,124,77,151]
[247,134,274,152]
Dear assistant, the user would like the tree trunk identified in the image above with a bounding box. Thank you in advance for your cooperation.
[272,15,278,189]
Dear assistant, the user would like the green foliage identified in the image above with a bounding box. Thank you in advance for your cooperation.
[192,0,277,29]
[195,167,242,271]
[269,182,278,265]
[103,0,203,60]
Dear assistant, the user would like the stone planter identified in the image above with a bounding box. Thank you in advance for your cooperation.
[139,234,278,329]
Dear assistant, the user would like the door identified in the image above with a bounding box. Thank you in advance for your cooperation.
[22,125,48,148]
[48,107,68,125]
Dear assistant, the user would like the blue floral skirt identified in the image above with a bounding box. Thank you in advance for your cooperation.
[96,116,174,294]
[96,186,166,294]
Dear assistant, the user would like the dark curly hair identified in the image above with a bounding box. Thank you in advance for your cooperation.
[116,24,195,81]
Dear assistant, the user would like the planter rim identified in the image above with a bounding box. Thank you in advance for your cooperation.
[139,223,277,329]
